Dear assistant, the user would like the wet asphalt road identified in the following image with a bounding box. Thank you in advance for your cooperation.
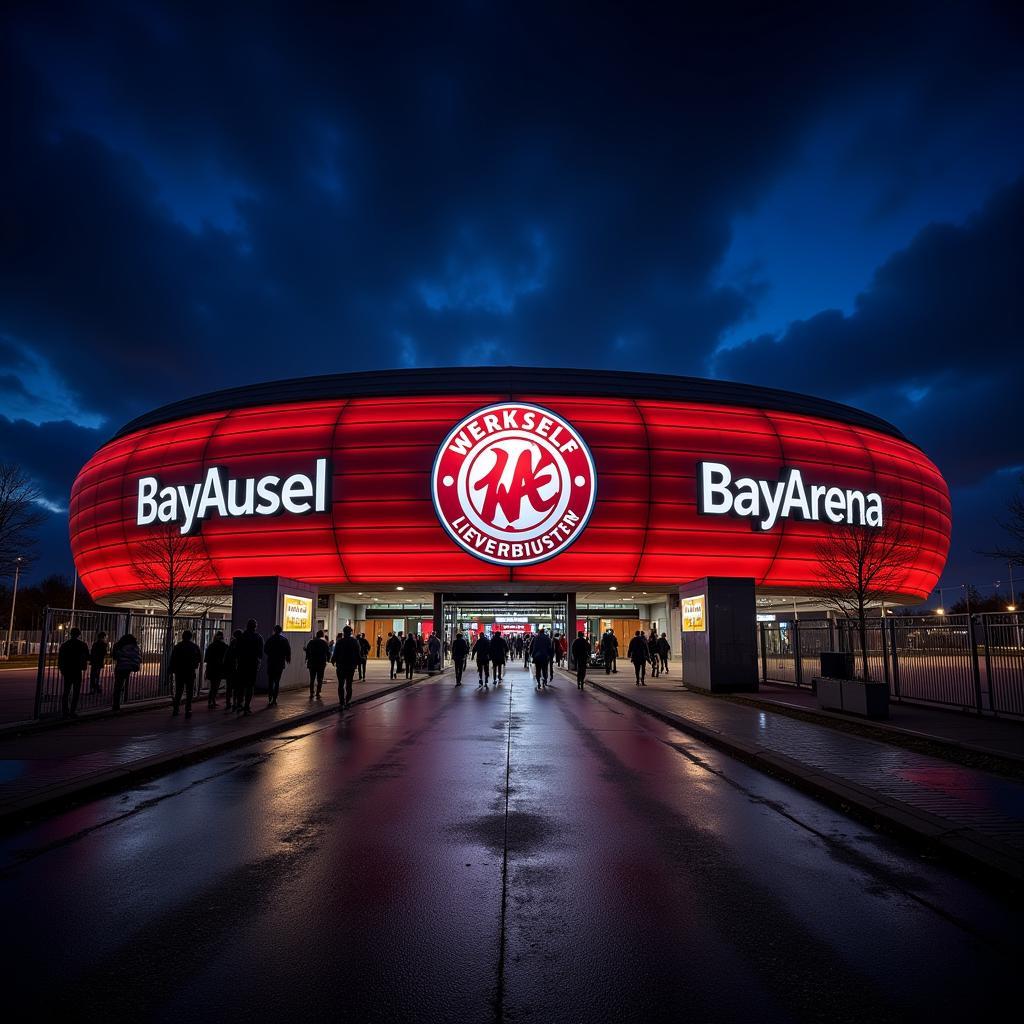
[0,664,1018,1023]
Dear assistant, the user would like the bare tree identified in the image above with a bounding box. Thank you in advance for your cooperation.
[132,523,218,618]
[131,524,220,687]
[0,463,46,577]
[811,518,913,681]
[981,474,1024,567]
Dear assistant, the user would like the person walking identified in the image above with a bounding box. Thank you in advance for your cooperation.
[331,625,362,710]
[236,618,264,715]
[204,629,228,708]
[264,624,291,707]
[490,631,508,684]
[111,632,142,711]
[169,629,202,718]
[627,630,650,686]
[451,630,469,686]
[647,628,660,678]
[224,630,242,711]
[402,631,418,679]
[658,632,671,674]
[305,629,329,699]
[375,633,383,659]
[531,627,554,688]
[385,630,402,679]
[600,629,618,674]
[357,632,370,680]
[395,631,405,675]
[472,631,491,689]
[571,631,590,689]
[88,631,108,694]
[58,626,90,718]
[427,632,441,672]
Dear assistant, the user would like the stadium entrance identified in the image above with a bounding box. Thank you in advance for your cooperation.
[440,595,570,643]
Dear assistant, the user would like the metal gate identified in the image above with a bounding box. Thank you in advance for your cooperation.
[34,607,231,721]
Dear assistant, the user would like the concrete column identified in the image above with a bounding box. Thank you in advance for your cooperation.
[567,591,577,668]
[678,577,758,693]
[232,576,318,693]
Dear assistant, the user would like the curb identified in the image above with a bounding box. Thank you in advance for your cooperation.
[721,692,1024,767]
[0,673,436,830]
[586,678,1024,889]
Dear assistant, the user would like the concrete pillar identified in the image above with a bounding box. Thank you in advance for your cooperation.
[678,577,758,693]
[232,576,318,694]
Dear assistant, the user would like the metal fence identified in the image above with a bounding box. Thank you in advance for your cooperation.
[757,613,1024,717]
[34,607,231,721]
[0,629,43,658]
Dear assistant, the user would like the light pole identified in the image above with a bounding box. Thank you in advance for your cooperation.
[4,556,22,660]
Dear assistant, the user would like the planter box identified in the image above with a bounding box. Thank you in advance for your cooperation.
[814,677,889,720]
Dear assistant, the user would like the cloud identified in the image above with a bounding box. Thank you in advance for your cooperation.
[713,177,1024,487]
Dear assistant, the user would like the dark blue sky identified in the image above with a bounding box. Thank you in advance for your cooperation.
[2,2,1022,602]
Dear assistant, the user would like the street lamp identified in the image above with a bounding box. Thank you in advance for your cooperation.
[4,556,22,660]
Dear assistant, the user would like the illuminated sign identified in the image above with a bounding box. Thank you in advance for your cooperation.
[682,595,706,632]
[697,462,883,530]
[282,594,313,632]
[431,403,597,566]
[137,459,329,535]
[70,390,949,604]
[756,613,777,622]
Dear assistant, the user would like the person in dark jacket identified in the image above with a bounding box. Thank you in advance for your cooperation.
[236,619,264,715]
[490,632,508,684]
[472,632,492,689]
[531,628,554,689]
[224,630,243,711]
[88,631,108,693]
[264,624,291,707]
[204,630,228,708]
[427,632,441,672]
[332,625,362,709]
[627,630,650,686]
[647,628,661,678]
[571,631,591,690]
[357,632,370,680]
[657,632,671,674]
[402,632,418,679]
[385,631,401,679]
[451,631,469,686]
[58,626,91,718]
[600,629,618,674]
[375,633,383,659]
[170,630,202,718]
[305,629,329,699]
[111,632,142,711]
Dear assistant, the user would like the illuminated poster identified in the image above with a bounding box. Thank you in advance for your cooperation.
[282,594,313,632]
[682,595,706,632]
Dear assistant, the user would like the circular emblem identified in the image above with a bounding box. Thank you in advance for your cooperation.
[432,402,597,566]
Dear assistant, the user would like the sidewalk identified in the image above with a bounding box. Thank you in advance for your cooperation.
[740,682,1024,764]
[579,671,1024,886]
[0,662,439,827]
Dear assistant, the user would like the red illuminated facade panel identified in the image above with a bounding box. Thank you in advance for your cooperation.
[69,371,951,603]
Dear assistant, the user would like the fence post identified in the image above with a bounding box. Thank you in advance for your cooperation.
[759,621,768,683]
[792,620,802,687]
[33,606,49,721]
[889,617,901,701]
[980,614,995,715]
[879,617,890,686]
[967,614,984,714]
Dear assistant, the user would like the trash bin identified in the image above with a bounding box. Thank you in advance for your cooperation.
[820,651,854,679]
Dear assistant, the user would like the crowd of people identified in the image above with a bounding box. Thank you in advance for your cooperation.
[55,619,672,720]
